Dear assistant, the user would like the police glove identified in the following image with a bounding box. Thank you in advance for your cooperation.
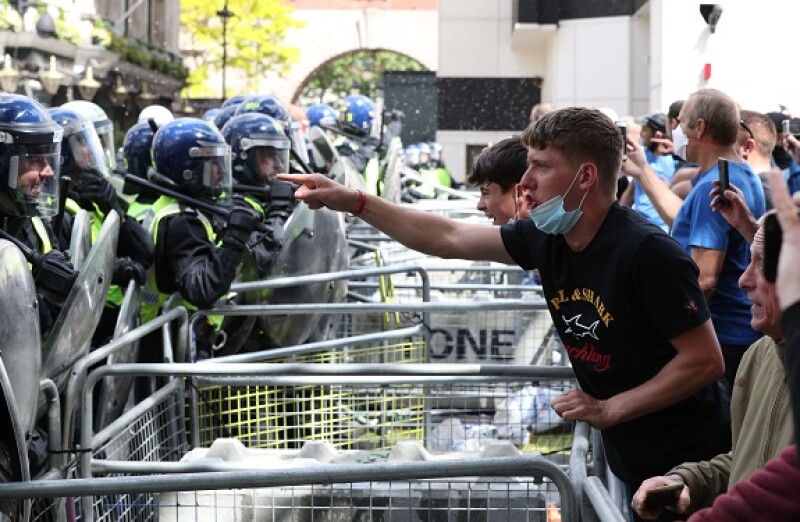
[223,206,260,251]
[117,217,155,268]
[32,250,77,308]
[112,257,147,286]
[75,174,127,217]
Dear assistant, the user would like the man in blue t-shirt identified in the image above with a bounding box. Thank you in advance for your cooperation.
[673,91,766,406]
[622,89,766,414]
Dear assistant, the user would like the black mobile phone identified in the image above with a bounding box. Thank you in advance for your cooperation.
[617,121,627,159]
[717,158,729,205]
[763,212,783,283]
[644,483,683,508]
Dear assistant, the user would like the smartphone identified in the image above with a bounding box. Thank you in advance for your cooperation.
[616,121,627,159]
[644,483,683,508]
[717,158,729,205]
[763,212,783,283]
[782,118,800,140]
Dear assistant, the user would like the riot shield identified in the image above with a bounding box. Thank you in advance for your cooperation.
[0,240,41,435]
[240,204,348,347]
[0,357,31,522]
[68,208,93,270]
[308,126,339,175]
[338,156,368,193]
[41,211,119,393]
[94,280,141,432]
[380,137,403,204]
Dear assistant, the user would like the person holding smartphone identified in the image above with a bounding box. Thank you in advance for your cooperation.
[631,210,793,520]
[624,89,766,413]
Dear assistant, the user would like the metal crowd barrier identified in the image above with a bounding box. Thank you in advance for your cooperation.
[2,362,583,521]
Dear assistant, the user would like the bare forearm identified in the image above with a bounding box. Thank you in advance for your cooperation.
[604,349,722,426]
[638,165,684,227]
[356,191,507,262]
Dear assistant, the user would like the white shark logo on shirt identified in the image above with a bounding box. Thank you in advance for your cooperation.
[563,314,600,340]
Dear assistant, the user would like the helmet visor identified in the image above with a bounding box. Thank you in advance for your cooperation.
[9,143,61,218]
[66,122,110,178]
[251,146,290,183]
[95,120,116,171]
[289,121,309,167]
[191,144,232,206]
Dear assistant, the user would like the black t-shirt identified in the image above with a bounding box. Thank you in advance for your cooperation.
[501,202,731,487]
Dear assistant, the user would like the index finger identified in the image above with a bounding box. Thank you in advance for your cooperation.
[277,173,316,186]
[768,169,800,233]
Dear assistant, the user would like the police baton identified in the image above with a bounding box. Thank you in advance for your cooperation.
[122,174,271,233]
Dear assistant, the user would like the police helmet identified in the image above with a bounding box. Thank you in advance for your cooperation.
[152,118,232,202]
[62,100,116,170]
[418,142,431,166]
[429,141,443,166]
[0,93,63,217]
[339,94,374,136]
[137,104,174,127]
[403,143,421,168]
[48,107,110,181]
[203,108,222,123]
[306,103,338,129]
[122,122,155,180]
[221,94,247,109]
[235,95,290,133]
[213,104,240,131]
[222,113,290,186]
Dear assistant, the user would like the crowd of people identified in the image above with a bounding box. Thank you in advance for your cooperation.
[2,82,800,520]
[280,88,800,521]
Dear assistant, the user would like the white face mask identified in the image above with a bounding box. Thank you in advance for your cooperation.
[672,124,688,161]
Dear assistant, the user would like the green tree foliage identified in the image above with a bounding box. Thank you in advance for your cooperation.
[300,50,427,103]
[181,0,303,98]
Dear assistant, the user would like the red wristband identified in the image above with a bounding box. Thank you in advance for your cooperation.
[352,189,367,216]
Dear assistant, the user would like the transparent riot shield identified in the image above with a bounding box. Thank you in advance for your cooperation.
[94,280,141,432]
[0,240,41,435]
[41,211,119,393]
[68,208,93,270]
[0,357,31,522]
[240,204,348,347]
[308,126,340,175]
[380,136,403,204]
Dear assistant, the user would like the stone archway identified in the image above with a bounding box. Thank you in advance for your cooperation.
[264,7,437,104]
[290,47,428,103]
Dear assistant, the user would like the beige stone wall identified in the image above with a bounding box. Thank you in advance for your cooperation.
[94,0,180,53]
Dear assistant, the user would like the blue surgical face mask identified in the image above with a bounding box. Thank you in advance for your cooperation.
[529,164,589,235]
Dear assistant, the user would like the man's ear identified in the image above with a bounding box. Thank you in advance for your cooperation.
[580,163,599,188]
[694,118,707,138]
[655,130,664,139]
[743,138,756,158]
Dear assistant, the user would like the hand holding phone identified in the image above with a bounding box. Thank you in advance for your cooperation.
[644,482,683,509]
[616,121,628,160]
[717,158,730,205]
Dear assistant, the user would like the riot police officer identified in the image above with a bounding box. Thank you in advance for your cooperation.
[121,121,159,221]
[0,93,75,335]
[222,112,293,276]
[49,107,154,345]
[139,118,259,367]
[336,94,381,189]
